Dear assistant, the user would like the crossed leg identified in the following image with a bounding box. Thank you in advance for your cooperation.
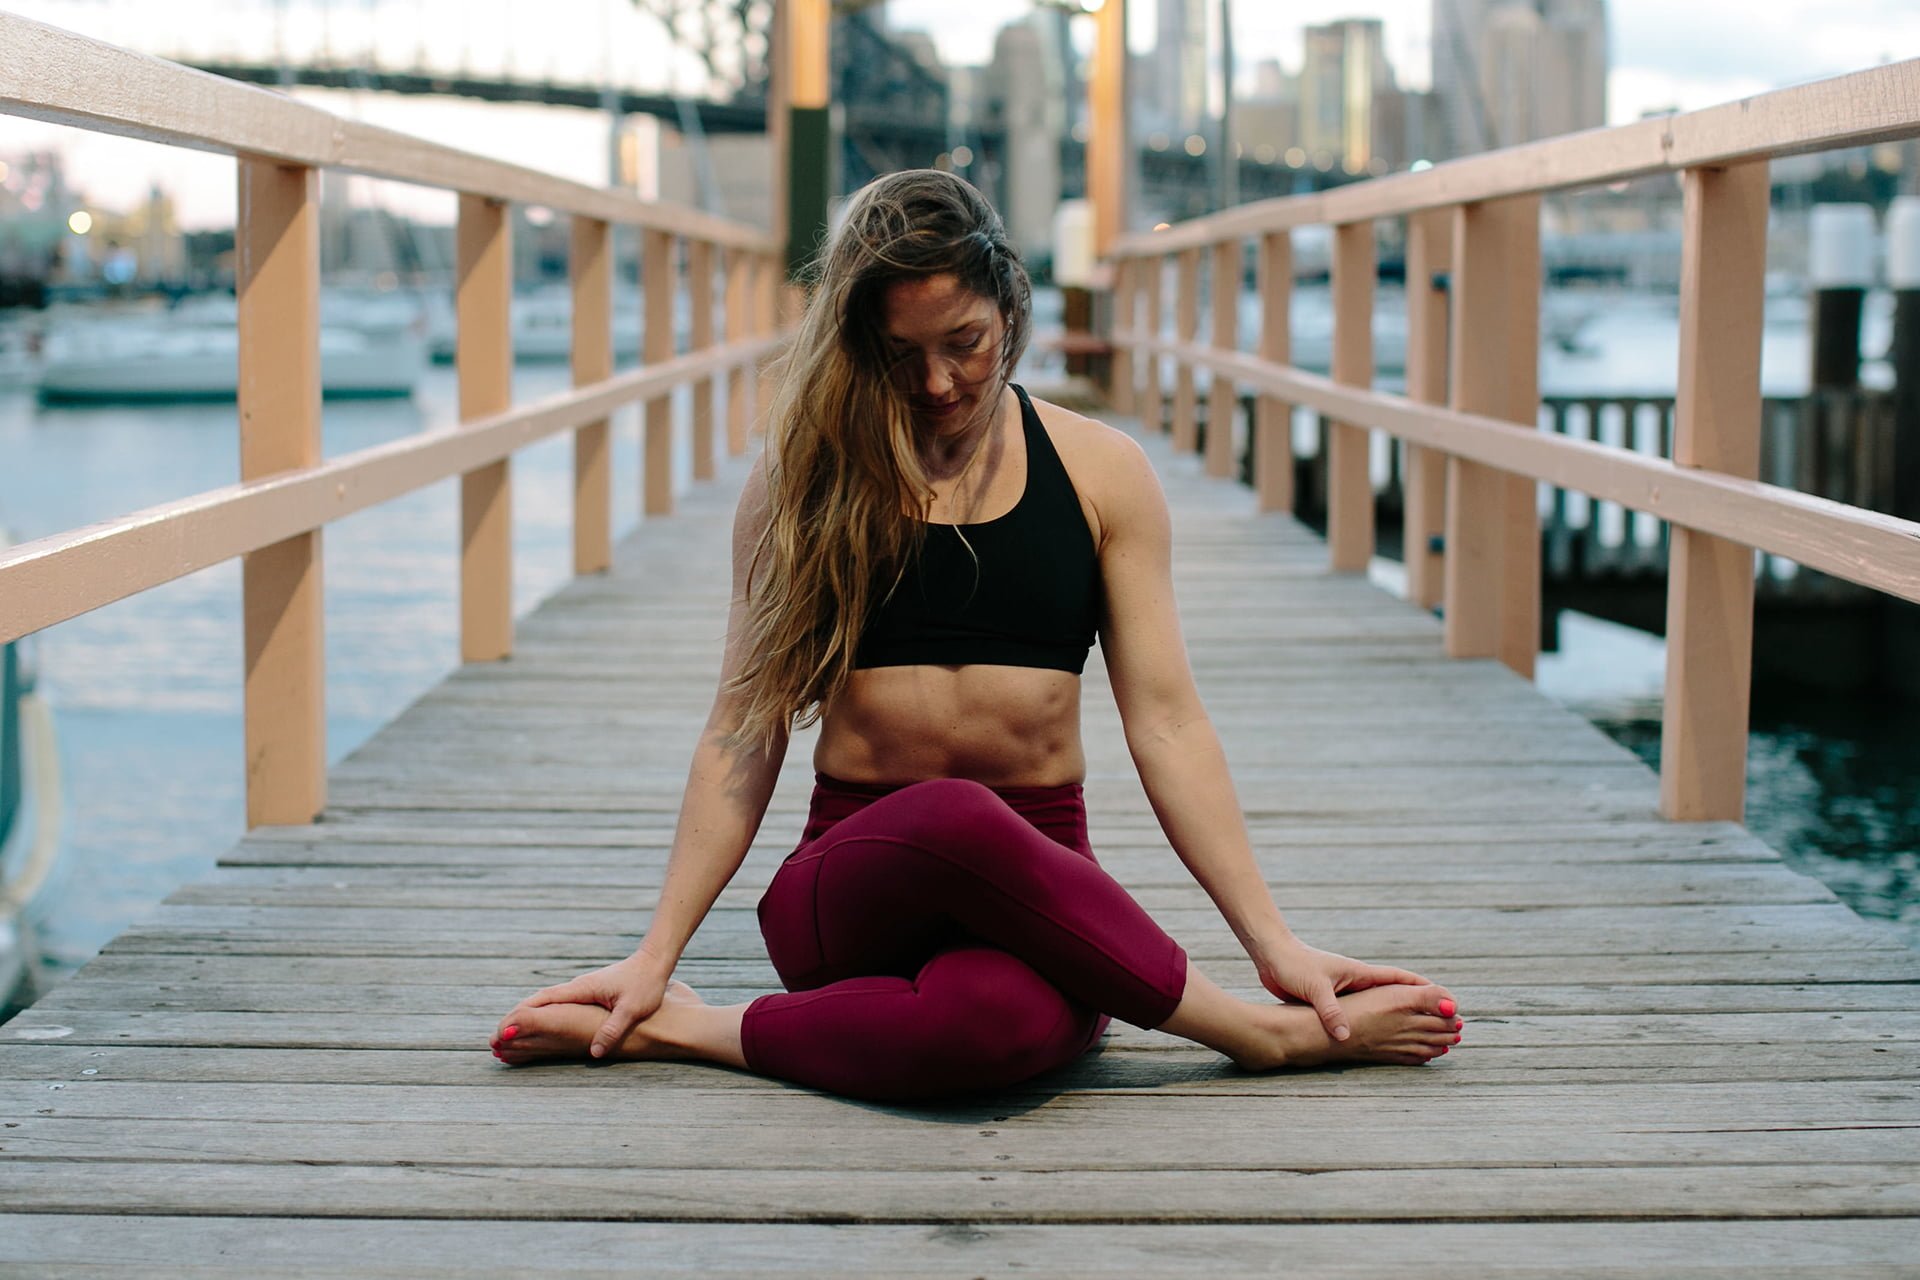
[494,779,1461,1092]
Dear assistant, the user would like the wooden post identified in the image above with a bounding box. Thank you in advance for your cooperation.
[1140,255,1165,433]
[236,157,324,828]
[1443,196,1537,667]
[570,215,613,576]
[1205,238,1239,479]
[1088,0,1127,261]
[1328,219,1375,573]
[756,251,781,435]
[1109,258,1136,416]
[783,0,832,277]
[1497,197,1543,677]
[688,237,716,481]
[1661,161,1770,822]
[643,227,675,516]
[1171,248,1200,452]
[456,192,513,663]
[1403,207,1451,610]
[724,246,750,456]
[1255,229,1292,514]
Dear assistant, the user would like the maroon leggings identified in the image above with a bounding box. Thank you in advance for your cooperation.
[739,774,1190,1102]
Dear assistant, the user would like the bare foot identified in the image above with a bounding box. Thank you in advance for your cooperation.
[1234,984,1463,1072]
[490,980,709,1066]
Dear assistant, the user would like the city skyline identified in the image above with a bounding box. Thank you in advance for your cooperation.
[2,0,1917,229]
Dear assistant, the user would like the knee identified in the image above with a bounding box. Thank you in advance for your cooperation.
[912,955,1084,1087]
[883,778,1022,853]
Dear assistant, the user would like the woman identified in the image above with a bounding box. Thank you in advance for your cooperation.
[490,170,1461,1101]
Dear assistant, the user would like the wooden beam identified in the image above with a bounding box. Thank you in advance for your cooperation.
[1403,207,1451,611]
[724,247,751,456]
[1140,256,1165,434]
[1206,239,1240,479]
[1171,249,1200,451]
[1108,258,1136,416]
[1255,230,1293,514]
[643,228,675,516]
[236,156,324,828]
[1088,0,1128,261]
[1329,220,1376,573]
[570,215,613,577]
[1443,197,1538,667]
[688,237,717,482]
[456,192,514,663]
[1661,160,1770,822]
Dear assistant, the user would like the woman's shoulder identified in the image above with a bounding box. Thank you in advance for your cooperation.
[1022,391,1165,548]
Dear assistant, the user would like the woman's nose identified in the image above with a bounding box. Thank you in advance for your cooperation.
[921,360,953,399]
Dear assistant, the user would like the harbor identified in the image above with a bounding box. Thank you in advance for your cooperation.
[3,0,1920,1270]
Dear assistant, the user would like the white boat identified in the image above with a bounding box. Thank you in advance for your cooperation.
[426,286,672,364]
[37,308,425,403]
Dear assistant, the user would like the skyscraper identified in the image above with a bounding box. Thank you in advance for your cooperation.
[1299,18,1393,174]
[1431,0,1607,157]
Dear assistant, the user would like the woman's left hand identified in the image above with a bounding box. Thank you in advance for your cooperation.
[1253,935,1435,1043]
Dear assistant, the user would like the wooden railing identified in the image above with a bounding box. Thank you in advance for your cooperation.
[0,15,791,826]
[1105,59,1920,823]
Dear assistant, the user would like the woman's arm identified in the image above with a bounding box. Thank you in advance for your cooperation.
[1091,429,1427,1040]
[511,456,789,1056]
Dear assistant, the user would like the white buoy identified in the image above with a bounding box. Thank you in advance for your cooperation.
[1809,203,1876,389]
[1809,203,1876,288]
[1888,195,1920,292]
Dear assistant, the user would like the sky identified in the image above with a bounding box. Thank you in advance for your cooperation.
[3,0,1919,229]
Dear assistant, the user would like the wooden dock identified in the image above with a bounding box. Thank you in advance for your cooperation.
[4,419,1918,1275]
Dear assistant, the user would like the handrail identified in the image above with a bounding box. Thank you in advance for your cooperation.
[1104,59,1920,826]
[0,12,775,253]
[1112,59,1920,255]
[1130,335,1920,604]
[0,16,796,826]
[0,335,784,646]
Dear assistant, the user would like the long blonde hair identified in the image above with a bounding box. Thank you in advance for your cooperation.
[723,169,1032,752]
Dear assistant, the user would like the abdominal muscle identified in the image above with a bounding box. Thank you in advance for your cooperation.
[813,663,1087,787]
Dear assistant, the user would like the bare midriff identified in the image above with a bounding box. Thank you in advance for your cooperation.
[814,663,1087,788]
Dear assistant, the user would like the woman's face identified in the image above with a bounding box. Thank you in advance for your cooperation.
[879,273,1006,438]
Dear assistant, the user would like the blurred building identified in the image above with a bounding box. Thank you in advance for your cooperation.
[1299,18,1400,175]
[983,15,1071,261]
[1135,0,1208,139]
[1432,0,1608,157]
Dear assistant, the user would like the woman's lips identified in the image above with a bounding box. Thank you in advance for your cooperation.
[916,398,963,417]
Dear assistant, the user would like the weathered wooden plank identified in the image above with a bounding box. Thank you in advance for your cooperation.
[5,1216,1920,1277]
[49,947,1920,991]
[6,1162,1919,1223]
[31,978,1920,1021]
[10,1007,1920,1052]
[8,1113,1920,1173]
[7,1040,1917,1090]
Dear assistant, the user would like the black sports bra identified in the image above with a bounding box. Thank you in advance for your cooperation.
[854,385,1100,674]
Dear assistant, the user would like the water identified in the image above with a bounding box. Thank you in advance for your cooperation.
[1,361,674,991]
[1537,613,1919,949]
[3,290,1914,1004]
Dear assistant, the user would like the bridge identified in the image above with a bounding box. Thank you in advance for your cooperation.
[3,7,1920,1273]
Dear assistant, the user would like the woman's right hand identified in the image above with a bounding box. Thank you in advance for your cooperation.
[496,950,674,1059]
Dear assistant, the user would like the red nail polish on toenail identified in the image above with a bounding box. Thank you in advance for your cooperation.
[1437,999,1456,1017]
[1453,1034,1462,1043]
[1438,1046,1448,1054]
[502,1026,519,1041]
